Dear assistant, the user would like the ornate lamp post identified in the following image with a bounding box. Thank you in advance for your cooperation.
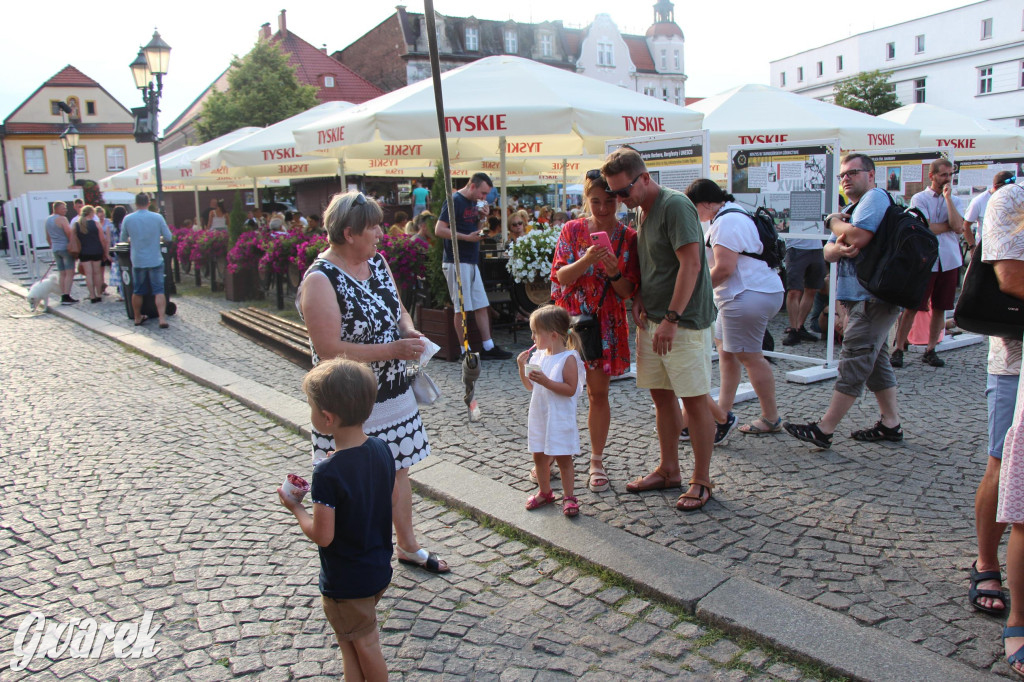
[59,123,80,186]
[130,29,171,214]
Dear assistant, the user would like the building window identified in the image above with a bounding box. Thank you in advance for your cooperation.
[661,50,666,69]
[106,146,127,172]
[797,66,804,82]
[816,61,823,77]
[50,101,63,116]
[915,35,925,53]
[1020,60,1024,87]
[1018,118,1024,127]
[23,147,46,174]
[323,76,335,88]
[644,85,656,97]
[85,101,96,116]
[886,42,895,60]
[982,18,993,40]
[540,33,552,57]
[914,78,926,103]
[980,66,994,94]
[597,42,613,66]
[674,50,680,69]
[67,148,86,173]
[504,29,517,54]
[836,55,843,72]
[780,72,787,87]
[674,86,681,105]
[465,27,478,51]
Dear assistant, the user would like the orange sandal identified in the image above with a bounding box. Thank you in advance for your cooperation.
[676,478,714,512]
[625,466,682,493]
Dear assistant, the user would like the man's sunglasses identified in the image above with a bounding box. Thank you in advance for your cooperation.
[606,173,644,199]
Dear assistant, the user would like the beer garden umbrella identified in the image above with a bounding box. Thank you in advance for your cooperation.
[878,103,1024,154]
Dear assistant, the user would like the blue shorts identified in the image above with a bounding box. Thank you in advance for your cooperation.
[53,249,75,271]
[987,373,1020,459]
[132,265,165,296]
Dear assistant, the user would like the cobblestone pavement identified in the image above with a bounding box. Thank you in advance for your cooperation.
[0,289,827,681]
[8,265,1012,676]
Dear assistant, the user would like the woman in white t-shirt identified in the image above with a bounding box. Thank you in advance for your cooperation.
[686,179,785,437]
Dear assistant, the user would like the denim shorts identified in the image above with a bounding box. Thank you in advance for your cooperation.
[132,265,165,295]
[53,249,75,271]
[988,373,1020,460]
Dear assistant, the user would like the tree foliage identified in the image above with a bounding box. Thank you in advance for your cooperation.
[194,41,320,142]
[832,70,901,116]
[228,190,246,246]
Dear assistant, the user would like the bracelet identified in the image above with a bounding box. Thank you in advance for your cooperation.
[608,272,622,282]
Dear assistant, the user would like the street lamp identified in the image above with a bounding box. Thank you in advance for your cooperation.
[130,29,171,214]
[60,123,80,186]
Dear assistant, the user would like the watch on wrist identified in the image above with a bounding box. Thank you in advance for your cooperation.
[608,272,622,282]
[664,310,680,323]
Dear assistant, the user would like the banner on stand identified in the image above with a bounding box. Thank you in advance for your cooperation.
[954,153,1024,202]
[605,130,709,193]
[865,148,951,204]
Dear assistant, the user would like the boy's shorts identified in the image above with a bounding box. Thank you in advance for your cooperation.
[322,588,386,641]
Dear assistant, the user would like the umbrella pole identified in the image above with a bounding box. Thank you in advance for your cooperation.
[252,178,260,213]
[500,136,507,243]
[338,158,345,192]
[425,0,480,422]
[562,158,568,212]
[193,188,200,227]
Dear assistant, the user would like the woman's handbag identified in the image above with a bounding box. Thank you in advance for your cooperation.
[411,371,441,405]
[570,313,603,363]
[67,231,81,259]
[953,239,1024,339]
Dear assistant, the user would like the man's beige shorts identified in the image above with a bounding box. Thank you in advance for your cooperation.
[635,319,712,397]
[442,263,489,313]
[322,588,386,642]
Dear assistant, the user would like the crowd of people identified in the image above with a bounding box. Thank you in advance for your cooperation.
[275,146,1024,677]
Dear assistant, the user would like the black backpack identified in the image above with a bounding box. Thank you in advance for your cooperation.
[853,191,938,309]
[715,206,786,270]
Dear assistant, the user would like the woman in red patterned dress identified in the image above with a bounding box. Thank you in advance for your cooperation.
[549,170,639,492]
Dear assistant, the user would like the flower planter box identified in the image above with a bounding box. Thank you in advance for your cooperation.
[224,267,264,302]
[417,306,483,361]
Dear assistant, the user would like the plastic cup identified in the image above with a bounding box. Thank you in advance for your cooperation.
[281,474,310,503]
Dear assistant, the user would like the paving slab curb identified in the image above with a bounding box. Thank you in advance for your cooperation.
[411,462,1001,682]
[2,278,1002,682]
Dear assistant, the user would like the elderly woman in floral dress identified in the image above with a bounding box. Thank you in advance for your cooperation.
[548,170,639,492]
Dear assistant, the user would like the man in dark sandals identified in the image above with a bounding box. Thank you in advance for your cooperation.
[784,154,902,450]
[602,147,717,512]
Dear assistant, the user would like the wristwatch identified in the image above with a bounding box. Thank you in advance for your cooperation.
[607,271,622,282]
[664,310,681,323]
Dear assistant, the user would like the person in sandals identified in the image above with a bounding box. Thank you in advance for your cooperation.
[784,154,902,449]
[517,306,586,518]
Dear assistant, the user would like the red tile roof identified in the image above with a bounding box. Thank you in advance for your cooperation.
[623,36,655,73]
[646,23,683,39]
[4,122,134,135]
[272,32,382,103]
[44,65,101,88]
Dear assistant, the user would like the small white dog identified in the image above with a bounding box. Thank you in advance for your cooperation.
[27,274,61,312]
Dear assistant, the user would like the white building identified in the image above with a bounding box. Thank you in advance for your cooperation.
[769,0,1024,128]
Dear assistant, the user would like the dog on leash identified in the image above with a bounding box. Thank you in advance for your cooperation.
[27,274,61,312]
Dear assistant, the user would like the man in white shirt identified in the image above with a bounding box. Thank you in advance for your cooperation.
[891,159,964,368]
[963,170,1016,251]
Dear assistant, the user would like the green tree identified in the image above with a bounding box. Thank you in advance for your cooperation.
[832,70,901,116]
[194,41,319,142]
[228,191,246,246]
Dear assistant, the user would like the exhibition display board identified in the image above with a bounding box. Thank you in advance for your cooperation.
[954,152,1024,201]
[605,130,710,193]
[864,148,951,204]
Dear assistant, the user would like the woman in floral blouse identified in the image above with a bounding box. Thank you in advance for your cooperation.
[549,170,639,492]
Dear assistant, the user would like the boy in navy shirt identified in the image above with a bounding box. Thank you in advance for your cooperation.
[279,357,395,681]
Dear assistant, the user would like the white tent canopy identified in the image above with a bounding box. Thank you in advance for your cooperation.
[191,102,354,180]
[690,83,921,151]
[293,55,703,161]
[100,147,195,192]
[878,103,1024,154]
[138,127,264,185]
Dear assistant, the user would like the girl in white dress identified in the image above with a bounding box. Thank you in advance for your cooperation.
[516,305,586,517]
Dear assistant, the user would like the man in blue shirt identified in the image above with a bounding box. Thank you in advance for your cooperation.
[122,193,173,329]
[785,153,902,449]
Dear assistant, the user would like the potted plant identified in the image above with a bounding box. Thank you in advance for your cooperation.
[378,234,427,311]
[223,192,262,301]
[506,224,558,305]
[191,230,229,291]
[174,227,197,275]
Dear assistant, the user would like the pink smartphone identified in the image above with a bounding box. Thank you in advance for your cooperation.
[589,231,613,251]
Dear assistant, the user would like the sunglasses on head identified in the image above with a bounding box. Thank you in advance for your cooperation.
[585,169,602,181]
[354,192,366,205]
[606,172,644,199]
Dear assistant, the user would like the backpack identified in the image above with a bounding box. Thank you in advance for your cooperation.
[853,191,939,309]
[715,207,786,270]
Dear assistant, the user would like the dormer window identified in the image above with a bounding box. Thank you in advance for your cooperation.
[324,76,335,88]
[540,33,552,57]
[465,27,479,51]
[504,29,518,54]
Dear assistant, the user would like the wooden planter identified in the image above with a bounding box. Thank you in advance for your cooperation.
[224,266,264,302]
[417,306,483,361]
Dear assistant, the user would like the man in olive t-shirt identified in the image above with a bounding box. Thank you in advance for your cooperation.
[602,147,716,512]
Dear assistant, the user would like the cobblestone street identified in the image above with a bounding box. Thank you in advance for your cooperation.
[0,288,829,680]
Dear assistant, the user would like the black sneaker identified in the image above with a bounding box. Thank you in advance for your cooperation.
[60,294,78,305]
[479,345,512,360]
[797,325,819,342]
[922,349,945,367]
[890,349,904,368]
[782,327,801,346]
[714,412,737,445]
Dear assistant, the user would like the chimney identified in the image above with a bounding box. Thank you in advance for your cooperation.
[321,43,327,54]
[259,22,271,41]
[278,9,287,37]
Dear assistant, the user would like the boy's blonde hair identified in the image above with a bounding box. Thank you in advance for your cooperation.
[303,357,377,426]
[529,304,581,352]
